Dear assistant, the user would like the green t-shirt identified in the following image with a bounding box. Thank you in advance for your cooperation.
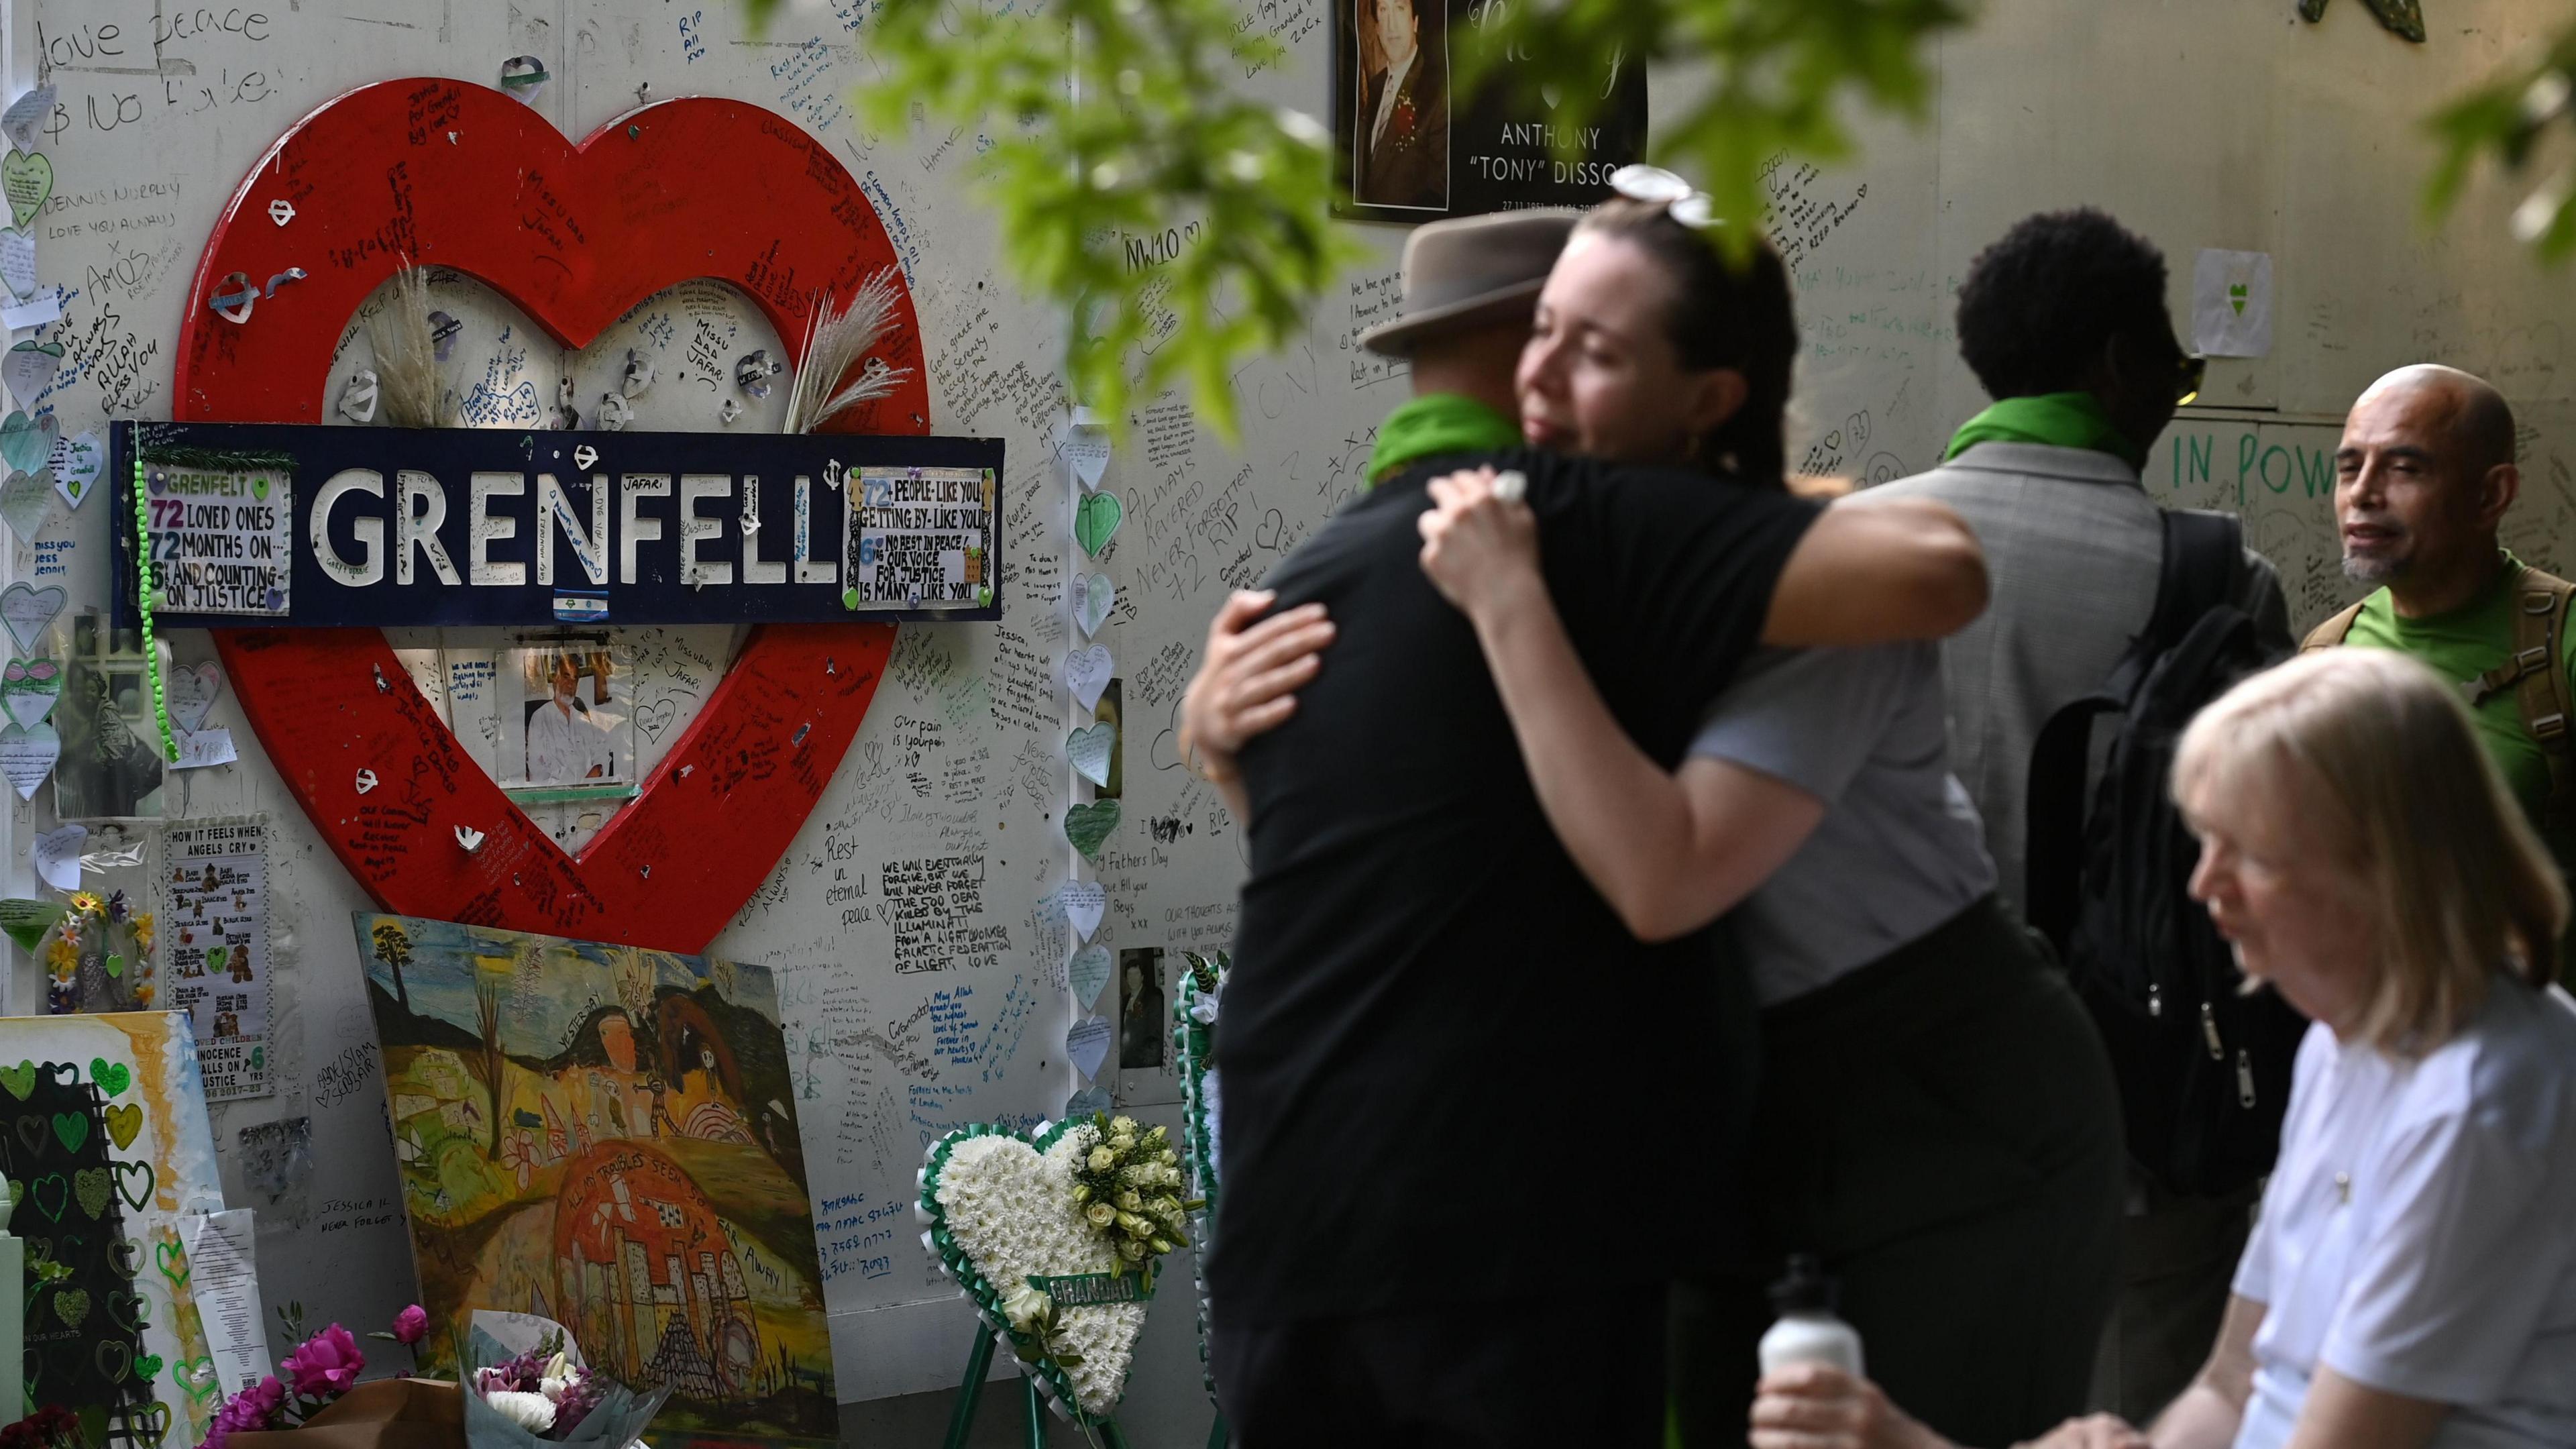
[2344,553,2576,879]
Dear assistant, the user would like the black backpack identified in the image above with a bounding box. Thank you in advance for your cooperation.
[2026,511,2308,1199]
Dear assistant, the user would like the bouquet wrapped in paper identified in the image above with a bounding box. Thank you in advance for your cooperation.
[462,1316,667,1449]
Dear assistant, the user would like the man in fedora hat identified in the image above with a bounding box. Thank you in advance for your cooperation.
[1183,210,1998,1446]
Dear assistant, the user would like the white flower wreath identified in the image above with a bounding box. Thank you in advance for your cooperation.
[918,1122,1152,1424]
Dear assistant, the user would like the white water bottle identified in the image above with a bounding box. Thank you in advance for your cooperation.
[1758,1253,1864,1377]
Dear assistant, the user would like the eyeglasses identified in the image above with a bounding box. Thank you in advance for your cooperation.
[2176,353,2207,408]
[1609,164,1720,229]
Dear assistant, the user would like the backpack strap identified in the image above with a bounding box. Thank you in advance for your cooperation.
[2147,512,2247,657]
[2023,511,2244,949]
[2507,570,2576,829]
[2300,602,2365,653]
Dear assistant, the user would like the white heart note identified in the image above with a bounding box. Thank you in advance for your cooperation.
[1,582,64,653]
[1065,722,1116,788]
[0,718,59,800]
[165,660,224,735]
[1069,573,1115,639]
[1069,945,1113,1010]
[1056,880,1106,942]
[1065,645,1113,712]
[1065,425,1111,490]
[1066,1016,1111,1080]
[32,821,83,892]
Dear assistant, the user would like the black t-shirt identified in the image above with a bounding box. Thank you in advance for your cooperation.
[1208,447,1819,1327]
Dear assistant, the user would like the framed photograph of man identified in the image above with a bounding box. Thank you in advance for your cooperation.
[1114,945,1182,1106]
[498,643,635,794]
[1331,0,1650,223]
[54,614,166,820]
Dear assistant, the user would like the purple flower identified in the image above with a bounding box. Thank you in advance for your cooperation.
[282,1325,365,1401]
[550,1373,606,1438]
[390,1304,427,1348]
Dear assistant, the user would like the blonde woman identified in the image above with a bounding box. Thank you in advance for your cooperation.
[1752,647,2576,1449]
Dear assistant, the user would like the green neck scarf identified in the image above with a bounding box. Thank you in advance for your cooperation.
[1365,393,1524,488]
[1943,392,2142,470]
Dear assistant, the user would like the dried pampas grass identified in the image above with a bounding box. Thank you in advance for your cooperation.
[783,269,912,433]
[368,260,458,428]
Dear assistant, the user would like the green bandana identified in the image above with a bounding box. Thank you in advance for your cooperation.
[1365,393,1524,488]
[1943,392,2142,470]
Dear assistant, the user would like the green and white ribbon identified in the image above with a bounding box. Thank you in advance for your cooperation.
[1174,950,1226,1407]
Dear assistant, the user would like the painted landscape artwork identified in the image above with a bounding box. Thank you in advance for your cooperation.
[352,914,833,1449]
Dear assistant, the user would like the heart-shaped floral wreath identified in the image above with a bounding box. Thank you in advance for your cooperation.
[916,1117,1190,1426]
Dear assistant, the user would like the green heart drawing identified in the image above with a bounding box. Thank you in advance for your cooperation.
[174,1354,219,1405]
[206,946,227,975]
[29,1171,66,1222]
[106,1102,140,1150]
[154,1238,191,1291]
[133,1399,172,1449]
[1063,799,1121,861]
[918,1121,1150,1425]
[136,1353,164,1385]
[94,1339,130,1386]
[50,1111,87,1153]
[109,1236,142,1279]
[114,1158,154,1212]
[0,1060,33,1099]
[2229,282,2248,317]
[71,1166,109,1220]
[3,151,52,229]
[107,1288,149,1333]
[51,1285,88,1332]
[90,1059,129,1097]
[1075,490,1124,558]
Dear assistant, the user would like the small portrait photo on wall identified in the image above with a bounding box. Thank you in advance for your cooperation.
[1338,0,1452,216]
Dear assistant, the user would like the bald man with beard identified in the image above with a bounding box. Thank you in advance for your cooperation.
[2306,364,2576,893]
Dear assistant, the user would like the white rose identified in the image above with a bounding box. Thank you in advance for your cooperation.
[485,1391,558,1433]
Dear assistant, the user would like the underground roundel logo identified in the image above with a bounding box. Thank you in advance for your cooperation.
[171,78,930,952]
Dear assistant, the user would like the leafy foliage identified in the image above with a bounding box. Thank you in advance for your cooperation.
[1456,0,1969,263]
[737,0,1966,425]
[2426,27,2576,262]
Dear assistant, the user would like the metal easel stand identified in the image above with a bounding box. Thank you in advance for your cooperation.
[938,1326,1136,1449]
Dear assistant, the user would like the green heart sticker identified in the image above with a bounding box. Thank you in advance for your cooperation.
[104,951,123,979]
[0,1060,34,1099]
[252,476,270,501]
[841,586,860,610]
[1075,490,1123,558]
[3,152,52,229]
[1063,799,1121,861]
[72,1166,109,1220]
[52,1285,88,1332]
[90,1059,128,1097]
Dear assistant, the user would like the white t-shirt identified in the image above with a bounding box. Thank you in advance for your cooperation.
[525,698,612,785]
[2231,979,2576,1449]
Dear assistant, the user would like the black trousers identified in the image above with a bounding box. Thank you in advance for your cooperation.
[1674,898,2127,1448]
[1213,1285,1666,1449]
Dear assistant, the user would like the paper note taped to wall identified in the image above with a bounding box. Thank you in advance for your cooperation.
[847,466,996,608]
[2192,248,2274,359]
[145,463,292,616]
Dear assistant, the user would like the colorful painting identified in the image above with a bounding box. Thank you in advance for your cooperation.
[352,914,833,1449]
[1,1011,227,1449]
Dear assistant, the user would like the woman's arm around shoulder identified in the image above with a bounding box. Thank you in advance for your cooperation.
[1765,494,1988,647]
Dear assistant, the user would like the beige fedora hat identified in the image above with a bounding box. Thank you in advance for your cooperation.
[1357,208,1581,357]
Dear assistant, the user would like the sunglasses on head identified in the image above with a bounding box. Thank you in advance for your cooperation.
[1609,164,1721,229]
[2176,353,2206,408]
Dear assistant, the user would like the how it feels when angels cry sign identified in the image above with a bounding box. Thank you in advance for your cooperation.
[110,421,1006,629]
